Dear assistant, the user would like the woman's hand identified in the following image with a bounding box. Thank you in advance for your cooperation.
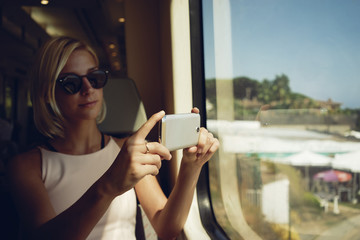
[182,108,219,168]
[101,110,171,197]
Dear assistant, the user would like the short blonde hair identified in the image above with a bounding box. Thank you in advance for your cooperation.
[31,36,106,139]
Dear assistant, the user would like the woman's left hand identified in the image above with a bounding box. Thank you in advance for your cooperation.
[182,108,219,167]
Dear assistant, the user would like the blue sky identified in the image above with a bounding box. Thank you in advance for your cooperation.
[203,0,360,109]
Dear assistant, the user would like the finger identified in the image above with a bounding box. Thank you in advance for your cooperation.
[197,128,209,153]
[139,164,160,176]
[198,138,219,162]
[191,107,199,114]
[208,138,220,153]
[139,154,162,168]
[201,137,213,156]
[133,110,165,141]
[206,134,217,151]
[206,140,220,158]
[146,142,172,160]
[186,146,198,153]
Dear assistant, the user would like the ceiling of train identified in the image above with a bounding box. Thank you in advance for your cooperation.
[1,0,127,78]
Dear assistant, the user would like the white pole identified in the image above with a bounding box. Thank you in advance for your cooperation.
[333,195,340,214]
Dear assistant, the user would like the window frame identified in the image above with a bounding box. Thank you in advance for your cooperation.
[189,0,229,239]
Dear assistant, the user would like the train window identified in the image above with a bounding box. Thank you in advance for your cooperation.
[194,0,360,239]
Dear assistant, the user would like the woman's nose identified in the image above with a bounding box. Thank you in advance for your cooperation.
[80,77,94,94]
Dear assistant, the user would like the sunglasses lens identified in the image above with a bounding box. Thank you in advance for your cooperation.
[87,70,108,89]
[57,70,108,94]
[61,75,82,94]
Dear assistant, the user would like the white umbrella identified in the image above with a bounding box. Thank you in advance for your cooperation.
[283,150,332,167]
[332,150,360,172]
[282,150,332,190]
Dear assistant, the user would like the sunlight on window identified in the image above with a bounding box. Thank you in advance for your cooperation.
[203,0,360,239]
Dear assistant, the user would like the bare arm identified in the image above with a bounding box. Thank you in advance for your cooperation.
[9,111,171,239]
[136,108,219,240]
[9,149,115,240]
[135,163,202,240]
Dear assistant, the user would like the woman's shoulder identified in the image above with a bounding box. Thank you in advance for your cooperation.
[8,148,42,179]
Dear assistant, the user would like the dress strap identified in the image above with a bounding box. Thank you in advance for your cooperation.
[101,132,105,149]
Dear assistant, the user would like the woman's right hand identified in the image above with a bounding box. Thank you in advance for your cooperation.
[100,110,172,197]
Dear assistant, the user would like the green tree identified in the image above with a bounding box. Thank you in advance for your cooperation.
[272,74,291,101]
[257,79,272,103]
[233,77,259,100]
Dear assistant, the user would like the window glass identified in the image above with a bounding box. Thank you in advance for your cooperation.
[203,0,360,239]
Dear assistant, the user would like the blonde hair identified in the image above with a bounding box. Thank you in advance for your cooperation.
[31,36,106,139]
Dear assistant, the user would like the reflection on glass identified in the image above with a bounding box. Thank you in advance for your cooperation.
[203,0,360,239]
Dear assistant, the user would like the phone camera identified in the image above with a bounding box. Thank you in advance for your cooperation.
[196,127,200,133]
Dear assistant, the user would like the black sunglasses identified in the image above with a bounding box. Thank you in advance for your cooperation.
[56,70,109,95]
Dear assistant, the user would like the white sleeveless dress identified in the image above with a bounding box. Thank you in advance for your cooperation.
[40,137,137,240]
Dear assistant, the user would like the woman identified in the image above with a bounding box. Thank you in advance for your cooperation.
[9,36,219,239]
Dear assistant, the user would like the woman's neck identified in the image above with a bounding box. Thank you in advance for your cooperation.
[50,122,104,155]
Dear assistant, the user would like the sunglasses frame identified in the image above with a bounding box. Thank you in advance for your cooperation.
[56,69,109,95]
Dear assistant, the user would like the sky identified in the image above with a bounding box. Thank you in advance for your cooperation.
[203,0,360,109]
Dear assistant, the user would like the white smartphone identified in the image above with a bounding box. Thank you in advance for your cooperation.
[158,113,201,151]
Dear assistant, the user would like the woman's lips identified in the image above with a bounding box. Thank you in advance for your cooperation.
[79,100,97,107]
